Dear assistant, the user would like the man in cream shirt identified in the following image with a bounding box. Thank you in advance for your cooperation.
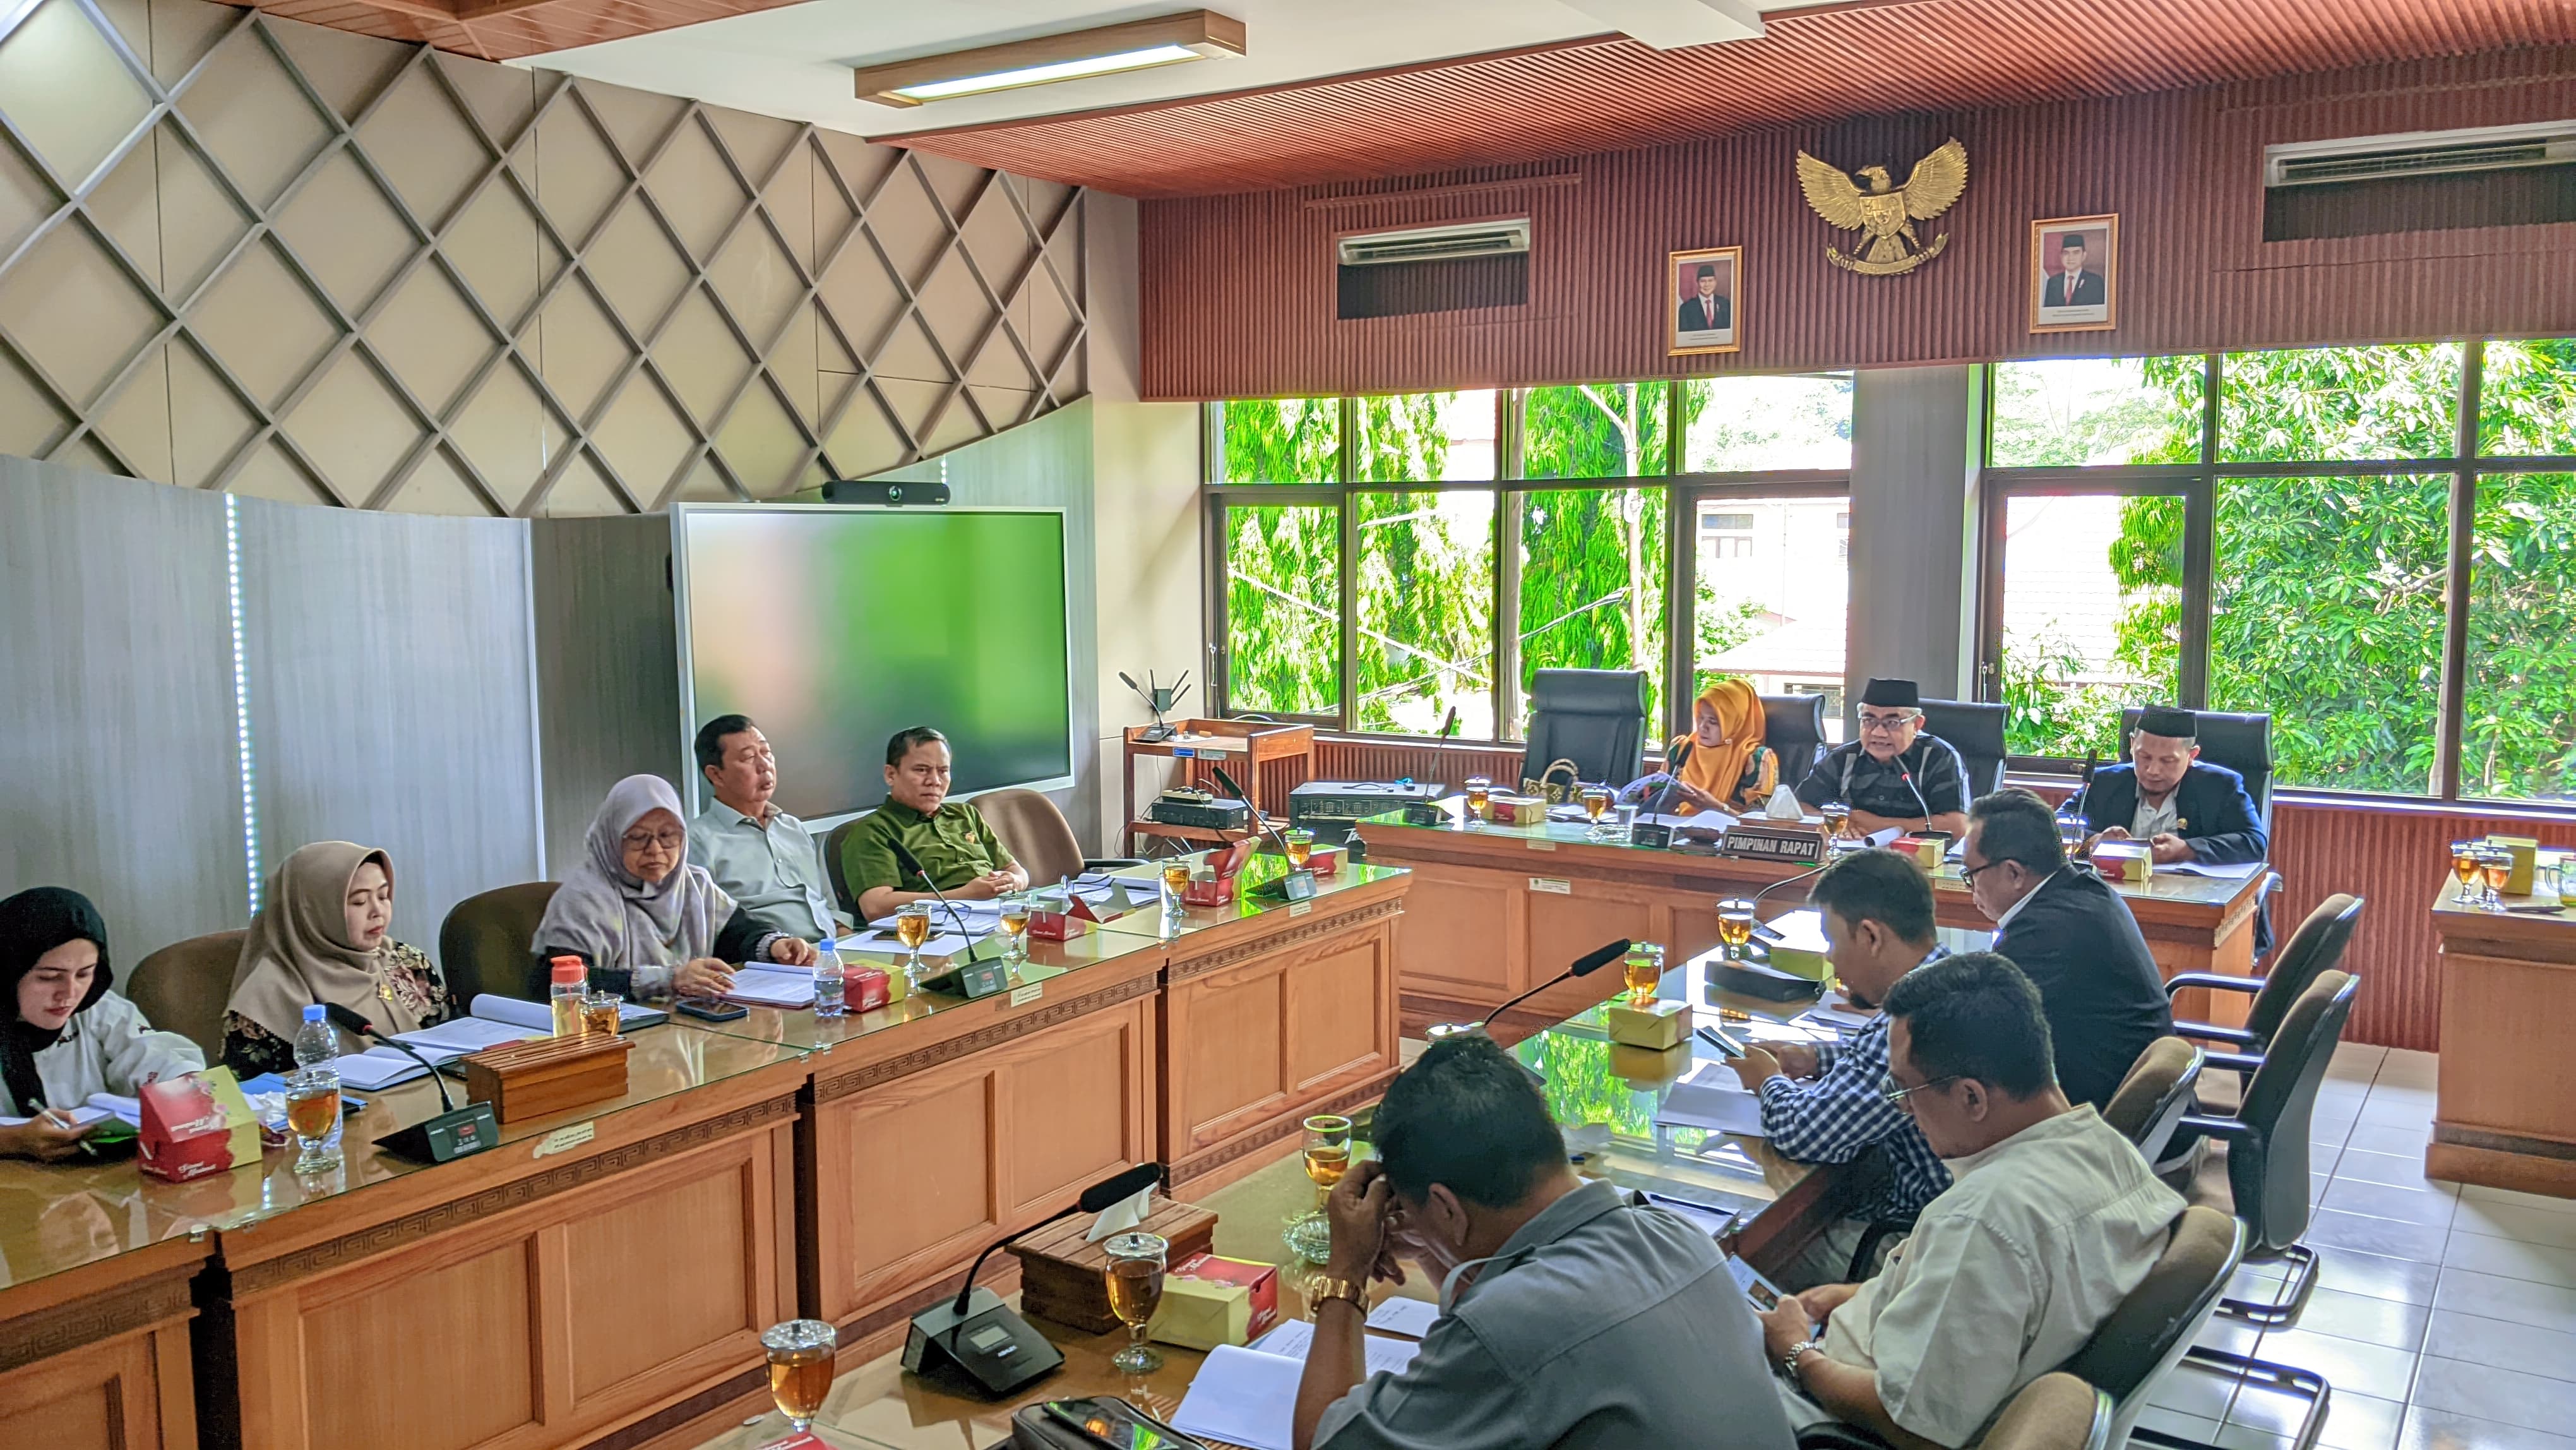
[686,714,837,940]
[1761,952,2184,1450]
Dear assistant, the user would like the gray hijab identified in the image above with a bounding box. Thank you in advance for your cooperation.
[534,775,731,971]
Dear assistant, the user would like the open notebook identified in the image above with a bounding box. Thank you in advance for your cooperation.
[323,993,671,1091]
[1,1093,141,1129]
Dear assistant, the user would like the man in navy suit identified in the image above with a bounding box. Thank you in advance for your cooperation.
[1678,263,1731,334]
[2076,705,2271,950]
[2040,234,2107,309]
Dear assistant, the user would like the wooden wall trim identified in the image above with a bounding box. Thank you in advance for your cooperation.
[226,1092,797,1297]
[0,1263,198,1376]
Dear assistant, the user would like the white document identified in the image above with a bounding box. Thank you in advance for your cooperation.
[722,965,818,1007]
[1804,1006,1877,1033]
[329,1048,429,1090]
[841,932,974,963]
[1247,1319,1425,1376]
[467,992,659,1033]
[395,1016,544,1060]
[1654,1065,1768,1138]
[1171,1345,1303,1450]
[1363,1297,1441,1338]
[87,1093,142,1126]
[868,902,1001,933]
[2158,858,2269,881]
[0,1103,115,1129]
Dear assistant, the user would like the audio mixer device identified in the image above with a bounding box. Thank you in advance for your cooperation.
[1289,781,1446,843]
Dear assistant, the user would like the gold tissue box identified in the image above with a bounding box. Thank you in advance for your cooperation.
[1605,998,1689,1050]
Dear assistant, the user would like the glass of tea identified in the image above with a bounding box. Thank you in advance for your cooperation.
[1462,777,1493,829]
[760,1319,837,1434]
[1283,828,1315,870]
[1161,856,1193,916]
[1623,944,1664,1005]
[1716,899,1758,960]
[1102,1232,1169,1374]
[1580,786,1616,839]
[895,901,934,982]
[2449,842,2483,904]
[2481,849,2513,909]
[581,990,622,1039]
[997,893,1032,964]
[285,1072,342,1173]
[1821,801,1852,841]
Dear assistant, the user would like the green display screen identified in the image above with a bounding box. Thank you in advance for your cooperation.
[677,507,1072,819]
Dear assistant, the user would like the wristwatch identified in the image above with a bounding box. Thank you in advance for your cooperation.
[1311,1276,1368,1313]
[1781,1340,1821,1379]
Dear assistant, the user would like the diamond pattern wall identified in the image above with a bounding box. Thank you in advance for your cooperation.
[0,0,1088,516]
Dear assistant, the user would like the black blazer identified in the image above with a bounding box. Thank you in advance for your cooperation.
[1993,866,2174,1112]
[2078,760,2272,953]
[2075,762,2267,865]
[1678,295,1731,333]
[2042,270,2107,308]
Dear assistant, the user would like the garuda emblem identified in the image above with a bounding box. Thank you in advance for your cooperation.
[1796,138,1969,277]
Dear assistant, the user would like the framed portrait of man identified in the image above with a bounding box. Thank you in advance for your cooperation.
[1669,246,1743,356]
[2029,215,2118,333]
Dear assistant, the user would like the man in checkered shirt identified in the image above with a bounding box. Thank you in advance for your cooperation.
[1728,849,1953,1289]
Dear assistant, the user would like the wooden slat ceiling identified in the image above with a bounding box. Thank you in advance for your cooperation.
[242,0,814,64]
[885,0,2576,198]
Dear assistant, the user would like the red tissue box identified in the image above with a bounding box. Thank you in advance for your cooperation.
[138,1069,261,1182]
[844,965,890,1012]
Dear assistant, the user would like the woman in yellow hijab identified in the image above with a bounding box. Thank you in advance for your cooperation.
[1663,677,1777,815]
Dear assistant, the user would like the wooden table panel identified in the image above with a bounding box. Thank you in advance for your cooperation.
[296,1238,537,1450]
[0,1324,193,1450]
[1386,859,1522,1000]
[2430,887,2576,1197]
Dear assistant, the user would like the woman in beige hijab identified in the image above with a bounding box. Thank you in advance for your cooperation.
[222,842,452,1077]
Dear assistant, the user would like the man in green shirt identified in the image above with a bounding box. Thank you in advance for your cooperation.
[840,726,1029,921]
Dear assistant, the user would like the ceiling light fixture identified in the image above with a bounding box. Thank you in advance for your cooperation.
[853,10,1246,108]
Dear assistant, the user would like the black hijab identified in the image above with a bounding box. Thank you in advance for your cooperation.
[0,887,113,1114]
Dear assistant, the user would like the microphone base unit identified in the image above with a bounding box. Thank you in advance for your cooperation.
[1705,950,1827,1004]
[374,1101,498,1163]
[1249,868,1317,902]
[917,958,1013,1001]
[904,1285,1064,1399]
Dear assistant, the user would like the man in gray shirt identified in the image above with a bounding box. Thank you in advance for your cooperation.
[686,714,836,940]
[1293,1034,1796,1450]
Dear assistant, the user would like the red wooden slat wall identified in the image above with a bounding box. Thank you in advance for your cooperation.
[1307,738,2575,1052]
[1131,46,2576,400]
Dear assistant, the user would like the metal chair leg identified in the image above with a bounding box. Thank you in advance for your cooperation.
[2129,1347,2332,1450]
[2219,1244,2318,1327]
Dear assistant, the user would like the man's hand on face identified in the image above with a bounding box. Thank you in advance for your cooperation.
[1325,1159,1406,1287]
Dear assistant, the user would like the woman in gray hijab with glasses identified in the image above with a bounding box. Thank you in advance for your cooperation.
[534,775,815,1001]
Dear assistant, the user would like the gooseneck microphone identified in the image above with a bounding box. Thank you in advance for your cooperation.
[1899,764,1934,827]
[888,838,987,964]
[947,1161,1166,1333]
[1209,764,1295,858]
[325,1004,455,1111]
[1477,938,1631,1030]
[1652,738,1695,816]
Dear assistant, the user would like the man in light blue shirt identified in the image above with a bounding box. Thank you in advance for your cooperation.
[686,714,836,941]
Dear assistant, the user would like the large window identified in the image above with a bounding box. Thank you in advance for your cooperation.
[1979,340,2576,803]
[1210,380,1852,744]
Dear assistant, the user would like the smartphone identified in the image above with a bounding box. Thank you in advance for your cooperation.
[1042,1397,1207,1450]
[674,998,748,1022]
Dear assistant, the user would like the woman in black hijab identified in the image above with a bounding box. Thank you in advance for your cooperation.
[1,888,204,1161]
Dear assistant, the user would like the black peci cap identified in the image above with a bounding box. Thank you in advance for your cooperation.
[1859,678,1921,709]
[2136,705,2199,740]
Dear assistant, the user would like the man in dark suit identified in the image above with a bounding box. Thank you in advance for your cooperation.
[2040,234,2106,308]
[1961,788,2172,1111]
[2077,704,2271,951]
[1679,263,1731,333]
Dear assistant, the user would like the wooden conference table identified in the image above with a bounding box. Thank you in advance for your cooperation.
[685,958,1848,1450]
[2429,873,2576,1197]
[0,856,1409,1450]
[1356,802,2272,1038]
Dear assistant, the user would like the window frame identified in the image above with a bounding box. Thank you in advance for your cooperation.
[1205,383,1854,747]
[1975,342,2576,806]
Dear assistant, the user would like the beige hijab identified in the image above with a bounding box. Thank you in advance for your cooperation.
[227,842,420,1045]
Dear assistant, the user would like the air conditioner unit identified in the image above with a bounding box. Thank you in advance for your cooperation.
[1336,219,1531,267]
[2265,122,2576,189]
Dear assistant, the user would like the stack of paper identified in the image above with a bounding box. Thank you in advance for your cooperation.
[1653,1064,1768,1137]
[468,993,665,1033]
[1171,1326,1428,1450]
[2160,858,2268,880]
[393,1015,545,1063]
[722,964,820,1007]
[329,1048,432,1090]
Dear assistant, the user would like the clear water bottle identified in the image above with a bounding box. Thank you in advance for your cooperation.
[290,1003,343,1163]
[813,939,846,1018]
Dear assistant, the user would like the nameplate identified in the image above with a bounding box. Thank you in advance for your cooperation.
[1530,878,1571,895]
[1720,821,1830,865]
[533,1122,595,1159]
[1527,839,1557,851]
[1289,901,1313,918]
[1010,983,1044,1008]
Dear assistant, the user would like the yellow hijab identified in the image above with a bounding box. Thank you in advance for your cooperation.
[1671,678,1765,815]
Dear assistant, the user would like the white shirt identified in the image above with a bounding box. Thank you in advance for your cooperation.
[1990,864,2062,933]
[1820,1106,2184,1446]
[2130,791,2181,841]
[7,992,205,1117]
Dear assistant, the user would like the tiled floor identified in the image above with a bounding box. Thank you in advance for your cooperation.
[2135,1045,2576,1450]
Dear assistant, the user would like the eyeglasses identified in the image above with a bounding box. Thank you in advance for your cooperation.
[1879,1072,1960,1107]
[1858,712,1918,733]
[1959,858,2012,883]
[621,830,685,852]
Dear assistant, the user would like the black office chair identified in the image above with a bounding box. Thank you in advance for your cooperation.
[2103,1037,2207,1170]
[2121,708,2274,829]
[1922,698,2008,796]
[1762,692,1831,779]
[2164,894,2363,1082]
[1520,669,1650,788]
